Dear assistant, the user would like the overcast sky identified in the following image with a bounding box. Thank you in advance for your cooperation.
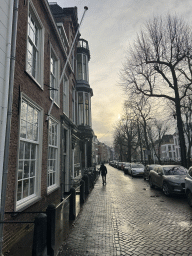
[53,0,192,146]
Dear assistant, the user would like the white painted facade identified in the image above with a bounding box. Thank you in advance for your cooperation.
[0,0,14,200]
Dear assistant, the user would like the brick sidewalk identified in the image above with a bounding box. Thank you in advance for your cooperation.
[58,164,192,256]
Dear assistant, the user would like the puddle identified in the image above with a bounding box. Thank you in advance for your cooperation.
[177,221,191,229]
[120,223,134,233]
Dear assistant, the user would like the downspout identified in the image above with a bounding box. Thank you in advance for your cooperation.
[0,0,19,255]
[0,0,14,201]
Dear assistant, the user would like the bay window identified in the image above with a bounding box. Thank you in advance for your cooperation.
[77,53,88,81]
[78,92,84,125]
[85,93,89,125]
[78,92,91,126]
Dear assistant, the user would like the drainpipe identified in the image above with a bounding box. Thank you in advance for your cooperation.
[0,0,14,202]
[0,0,19,255]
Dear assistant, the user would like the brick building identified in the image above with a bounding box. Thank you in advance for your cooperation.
[1,0,93,253]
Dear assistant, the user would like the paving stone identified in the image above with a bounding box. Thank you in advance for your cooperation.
[58,165,192,256]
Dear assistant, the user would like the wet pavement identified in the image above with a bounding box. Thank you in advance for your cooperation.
[58,164,192,256]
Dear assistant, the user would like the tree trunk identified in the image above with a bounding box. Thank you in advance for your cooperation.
[137,121,143,163]
[175,98,187,167]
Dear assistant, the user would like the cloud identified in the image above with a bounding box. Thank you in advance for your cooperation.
[55,0,192,144]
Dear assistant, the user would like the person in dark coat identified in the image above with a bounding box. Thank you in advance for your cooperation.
[100,163,107,185]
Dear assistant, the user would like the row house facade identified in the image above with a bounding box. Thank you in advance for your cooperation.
[1,0,93,253]
[152,134,180,162]
[92,135,113,166]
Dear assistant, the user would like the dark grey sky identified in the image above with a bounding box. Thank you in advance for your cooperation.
[55,0,192,145]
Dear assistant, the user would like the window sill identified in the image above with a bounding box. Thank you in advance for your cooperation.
[47,184,60,195]
[25,71,44,91]
[15,195,42,212]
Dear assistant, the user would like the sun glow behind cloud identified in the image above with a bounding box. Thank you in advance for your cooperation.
[55,0,192,145]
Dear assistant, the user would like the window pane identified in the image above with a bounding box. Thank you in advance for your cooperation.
[27,122,33,140]
[32,47,37,77]
[78,92,83,103]
[77,54,82,80]
[28,105,34,123]
[83,55,87,80]
[31,144,36,159]
[33,125,38,141]
[27,11,39,80]
[17,181,22,201]
[18,161,23,180]
[19,141,24,159]
[30,178,35,195]
[53,172,55,184]
[30,161,35,177]
[24,161,29,178]
[25,143,30,159]
[20,120,27,138]
[50,172,53,186]
[23,180,29,198]
[21,101,27,120]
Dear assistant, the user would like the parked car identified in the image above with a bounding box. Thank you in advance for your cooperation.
[123,162,131,174]
[149,165,188,196]
[185,166,192,207]
[128,163,145,177]
[121,162,126,170]
[117,162,123,170]
[143,164,161,181]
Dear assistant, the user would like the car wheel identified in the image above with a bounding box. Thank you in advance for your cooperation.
[187,191,192,207]
[131,171,133,177]
[149,177,154,188]
[143,175,146,181]
[162,182,170,196]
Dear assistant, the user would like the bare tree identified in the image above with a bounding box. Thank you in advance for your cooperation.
[113,106,138,162]
[124,98,153,164]
[121,14,192,167]
[148,119,170,164]
[121,106,138,162]
[113,124,124,161]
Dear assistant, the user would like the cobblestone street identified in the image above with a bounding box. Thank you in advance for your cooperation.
[58,164,192,256]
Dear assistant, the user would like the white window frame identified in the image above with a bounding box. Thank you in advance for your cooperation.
[16,94,43,211]
[63,75,69,116]
[78,92,84,125]
[50,47,60,106]
[62,125,70,192]
[26,1,44,88]
[77,92,91,126]
[72,88,76,124]
[47,116,60,193]
[56,23,69,55]
[77,53,88,82]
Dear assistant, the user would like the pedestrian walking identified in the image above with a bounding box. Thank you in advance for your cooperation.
[100,163,107,185]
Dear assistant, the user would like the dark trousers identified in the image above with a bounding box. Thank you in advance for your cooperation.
[102,175,106,184]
